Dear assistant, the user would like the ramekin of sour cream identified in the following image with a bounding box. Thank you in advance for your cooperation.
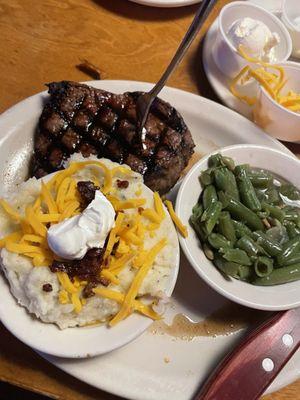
[213,1,292,78]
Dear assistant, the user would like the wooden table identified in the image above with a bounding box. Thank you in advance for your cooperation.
[0,0,299,399]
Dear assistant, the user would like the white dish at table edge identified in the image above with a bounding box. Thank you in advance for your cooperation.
[176,144,300,311]
[0,80,298,400]
[128,0,200,8]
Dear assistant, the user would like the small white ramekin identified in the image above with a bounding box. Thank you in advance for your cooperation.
[253,61,300,142]
[281,0,300,59]
[213,1,292,78]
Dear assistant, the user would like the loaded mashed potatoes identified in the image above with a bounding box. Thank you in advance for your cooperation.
[0,155,182,329]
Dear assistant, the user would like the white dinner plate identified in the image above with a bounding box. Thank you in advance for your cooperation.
[0,80,299,399]
[128,0,200,8]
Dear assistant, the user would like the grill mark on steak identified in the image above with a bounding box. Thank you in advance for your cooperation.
[32,81,195,194]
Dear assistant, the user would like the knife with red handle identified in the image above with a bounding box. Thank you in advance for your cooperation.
[195,308,300,400]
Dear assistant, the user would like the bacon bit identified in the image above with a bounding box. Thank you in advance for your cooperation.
[42,283,53,292]
[116,179,129,189]
[76,59,101,80]
[99,277,110,287]
[138,207,144,214]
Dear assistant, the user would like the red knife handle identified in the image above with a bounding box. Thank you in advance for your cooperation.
[195,309,300,400]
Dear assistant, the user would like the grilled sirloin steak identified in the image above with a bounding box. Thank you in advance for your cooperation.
[32,81,195,194]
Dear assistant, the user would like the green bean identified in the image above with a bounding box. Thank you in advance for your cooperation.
[238,265,252,281]
[192,203,203,220]
[203,243,214,261]
[254,256,273,277]
[213,255,240,278]
[200,170,213,187]
[264,186,281,205]
[235,165,261,211]
[218,192,264,231]
[284,221,300,239]
[232,220,253,239]
[252,231,282,256]
[203,185,218,210]
[222,157,235,171]
[201,201,222,234]
[280,253,300,266]
[255,189,269,203]
[280,183,300,201]
[253,263,300,286]
[221,248,252,266]
[283,206,300,222]
[189,216,207,241]
[248,170,272,188]
[208,154,236,170]
[277,236,300,266]
[236,236,263,257]
[208,154,223,168]
[208,233,231,250]
[257,211,270,219]
[218,211,236,243]
[214,168,240,200]
[262,202,285,222]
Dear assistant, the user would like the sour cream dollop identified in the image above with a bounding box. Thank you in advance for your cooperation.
[47,191,115,260]
[228,17,280,62]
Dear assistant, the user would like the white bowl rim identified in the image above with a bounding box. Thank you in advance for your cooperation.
[260,61,300,118]
[176,144,300,311]
[218,1,293,61]
[282,0,300,32]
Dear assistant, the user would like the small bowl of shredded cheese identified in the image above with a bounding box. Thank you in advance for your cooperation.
[229,45,300,142]
[253,61,300,142]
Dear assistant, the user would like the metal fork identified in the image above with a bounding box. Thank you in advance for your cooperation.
[136,0,218,138]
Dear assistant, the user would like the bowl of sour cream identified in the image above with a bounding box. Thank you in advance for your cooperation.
[213,1,292,78]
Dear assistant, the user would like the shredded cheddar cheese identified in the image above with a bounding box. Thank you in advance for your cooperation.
[101,270,120,285]
[104,212,124,259]
[41,181,58,214]
[0,231,22,248]
[230,45,300,114]
[109,238,167,326]
[59,290,69,304]
[25,206,47,237]
[57,272,78,294]
[71,292,82,314]
[0,199,21,221]
[164,200,188,238]
[93,287,160,320]
[153,192,165,220]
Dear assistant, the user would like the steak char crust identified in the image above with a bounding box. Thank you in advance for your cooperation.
[32,81,195,194]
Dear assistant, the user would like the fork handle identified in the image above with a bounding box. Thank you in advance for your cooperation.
[150,0,218,98]
[195,309,300,400]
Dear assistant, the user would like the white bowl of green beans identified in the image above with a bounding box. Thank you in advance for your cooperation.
[176,144,300,311]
